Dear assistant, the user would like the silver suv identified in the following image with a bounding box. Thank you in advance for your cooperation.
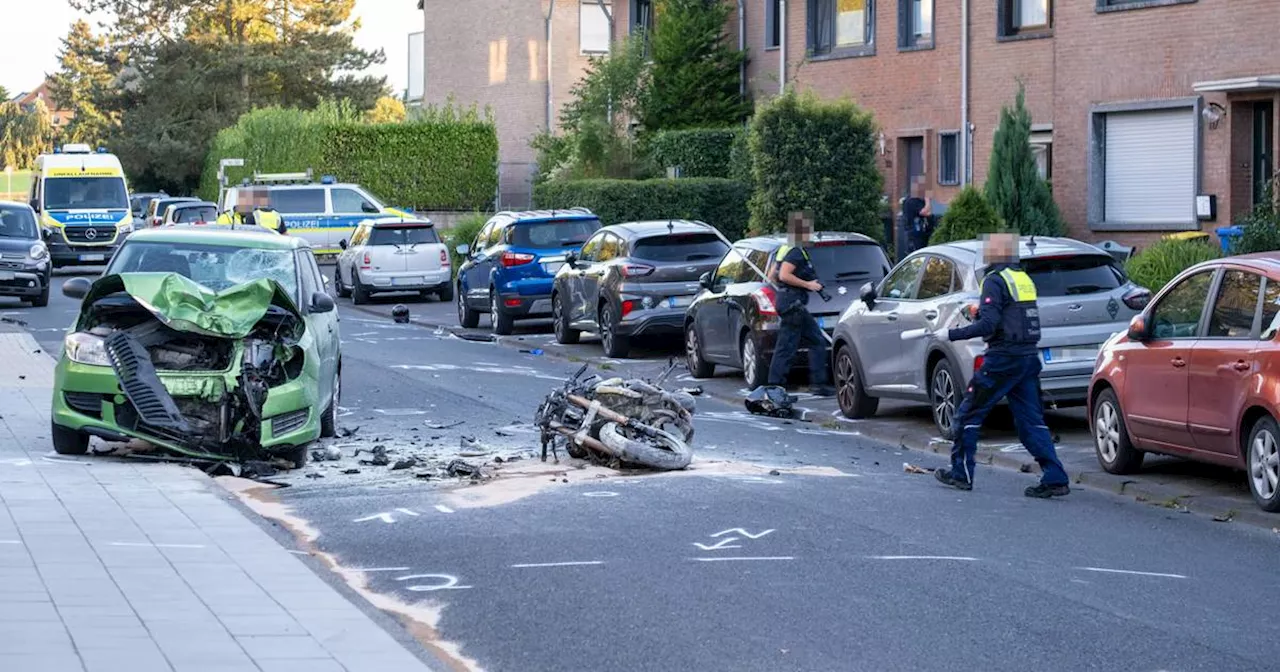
[831,236,1151,438]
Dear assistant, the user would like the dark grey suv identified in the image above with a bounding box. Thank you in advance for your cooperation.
[551,220,729,358]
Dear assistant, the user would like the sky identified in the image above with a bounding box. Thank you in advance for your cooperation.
[0,0,421,98]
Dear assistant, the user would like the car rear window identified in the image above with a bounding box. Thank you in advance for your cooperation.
[802,242,890,282]
[508,218,602,249]
[1019,255,1126,297]
[368,225,440,246]
[632,233,729,262]
[173,206,217,223]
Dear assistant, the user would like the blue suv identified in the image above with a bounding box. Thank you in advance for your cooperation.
[454,208,602,334]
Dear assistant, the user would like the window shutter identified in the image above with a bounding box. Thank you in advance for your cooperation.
[1103,108,1196,227]
[897,0,908,47]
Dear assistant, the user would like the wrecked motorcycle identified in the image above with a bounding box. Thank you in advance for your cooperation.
[534,361,696,470]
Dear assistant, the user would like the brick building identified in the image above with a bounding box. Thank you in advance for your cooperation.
[8,82,76,131]
[422,0,1278,244]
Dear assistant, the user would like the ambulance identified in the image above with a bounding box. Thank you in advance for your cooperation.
[30,144,134,268]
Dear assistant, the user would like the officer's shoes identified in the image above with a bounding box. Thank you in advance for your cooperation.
[809,385,837,398]
[1024,483,1070,498]
[934,468,973,491]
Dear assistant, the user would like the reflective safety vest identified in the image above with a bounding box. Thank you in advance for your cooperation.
[215,211,244,225]
[993,267,1041,345]
[253,209,283,233]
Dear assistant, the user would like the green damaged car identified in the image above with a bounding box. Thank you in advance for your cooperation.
[51,228,342,466]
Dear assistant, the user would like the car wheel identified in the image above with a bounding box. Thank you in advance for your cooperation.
[320,369,340,439]
[553,293,580,345]
[1247,415,1280,512]
[1092,387,1143,475]
[51,421,89,456]
[436,282,454,303]
[490,291,514,335]
[457,284,479,328]
[931,358,962,440]
[740,332,769,390]
[835,346,879,419]
[685,322,714,378]
[27,282,50,308]
[600,303,629,358]
[335,267,351,298]
[351,273,371,305]
[278,443,309,470]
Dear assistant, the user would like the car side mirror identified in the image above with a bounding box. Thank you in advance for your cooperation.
[1127,315,1147,342]
[455,243,470,257]
[338,239,348,250]
[62,277,90,300]
[29,200,40,213]
[564,251,578,266]
[362,202,380,214]
[699,271,714,290]
[311,291,336,314]
[859,281,877,308]
[41,228,52,241]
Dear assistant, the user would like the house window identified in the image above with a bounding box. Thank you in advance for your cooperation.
[938,131,959,186]
[631,0,655,34]
[766,0,782,49]
[898,0,933,49]
[1000,0,1050,37]
[580,1,611,54]
[807,0,874,57]
[1089,102,1199,231]
[1097,0,1197,11]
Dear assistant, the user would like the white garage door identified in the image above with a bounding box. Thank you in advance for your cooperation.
[1104,108,1196,227]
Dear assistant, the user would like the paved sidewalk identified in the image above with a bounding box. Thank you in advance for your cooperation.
[0,326,437,672]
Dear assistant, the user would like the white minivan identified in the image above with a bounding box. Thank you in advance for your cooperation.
[334,217,451,304]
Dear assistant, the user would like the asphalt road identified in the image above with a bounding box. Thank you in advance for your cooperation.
[14,268,1280,671]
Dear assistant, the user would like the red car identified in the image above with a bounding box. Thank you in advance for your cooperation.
[1089,252,1280,512]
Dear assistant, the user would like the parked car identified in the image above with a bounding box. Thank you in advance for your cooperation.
[455,208,602,335]
[684,232,890,389]
[129,191,167,220]
[833,236,1150,438]
[1089,253,1280,512]
[52,228,341,468]
[0,201,52,306]
[161,201,219,227]
[334,216,451,304]
[145,196,200,228]
[551,220,729,358]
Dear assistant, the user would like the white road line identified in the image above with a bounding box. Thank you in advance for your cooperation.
[395,508,420,516]
[109,542,206,549]
[1076,567,1187,579]
[434,505,455,514]
[510,561,605,568]
[869,555,978,561]
[0,540,22,545]
[692,556,795,562]
[358,567,412,572]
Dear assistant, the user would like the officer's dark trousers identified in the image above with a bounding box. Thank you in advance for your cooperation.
[948,352,1068,486]
[767,308,829,387]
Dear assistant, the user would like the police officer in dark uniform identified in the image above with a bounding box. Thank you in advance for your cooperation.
[934,233,1070,498]
[766,211,835,397]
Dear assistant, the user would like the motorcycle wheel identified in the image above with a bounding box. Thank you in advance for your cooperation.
[599,421,692,470]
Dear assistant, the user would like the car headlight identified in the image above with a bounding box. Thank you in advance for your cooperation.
[119,221,134,234]
[28,244,47,261]
[64,332,111,366]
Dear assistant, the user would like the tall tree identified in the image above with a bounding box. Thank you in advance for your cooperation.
[0,86,9,102]
[49,20,121,146]
[639,0,749,132]
[0,99,54,170]
[984,84,1063,236]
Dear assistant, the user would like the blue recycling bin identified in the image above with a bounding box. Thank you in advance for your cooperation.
[1215,226,1243,254]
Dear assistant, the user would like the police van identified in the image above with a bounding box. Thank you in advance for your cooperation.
[30,144,134,268]
[218,171,411,254]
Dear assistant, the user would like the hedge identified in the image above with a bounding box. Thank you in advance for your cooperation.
[534,178,750,240]
[931,186,1002,244]
[647,127,743,179]
[1124,238,1222,292]
[199,104,498,211]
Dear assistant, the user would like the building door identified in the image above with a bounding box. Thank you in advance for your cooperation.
[902,137,925,198]
[1254,101,1274,206]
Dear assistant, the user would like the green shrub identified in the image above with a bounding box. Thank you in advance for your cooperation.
[534,178,749,240]
[647,127,742,178]
[747,90,883,239]
[200,101,498,211]
[1124,238,1222,292]
[445,212,489,276]
[727,126,752,184]
[1235,176,1280,255]
[930,187,1003,244]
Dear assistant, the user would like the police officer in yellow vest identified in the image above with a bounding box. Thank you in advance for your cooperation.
[216,188,284,234]
[933,233,1070,499]
[766,211,835,397]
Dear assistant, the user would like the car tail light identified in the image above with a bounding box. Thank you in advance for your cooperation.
[440,249,450,266]
[621,300,637,317]
[1122,287,1151,310]
[751,286,778,317]
[973,355,984,373]
[360,252,371,269]
[504,297,522,307]
[501,252,535,267]
[814,241,845,247]
[621,263,655,278]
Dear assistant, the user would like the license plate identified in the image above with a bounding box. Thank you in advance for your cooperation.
[80,254,105,262]
[667,296,692,309]
[393,277,419,286]
[0,271,13,281]
[1042,346,1099,363]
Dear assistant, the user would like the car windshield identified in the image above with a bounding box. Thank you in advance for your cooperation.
[173,206,217,223]
[43,176,129,210]
[1019,255,1126,296]
[0,205,38,239]
[632,232,729,262]
[508,218,602,249]
[107,241,298,302]
[802,242,889,281]
[368,225,439,246]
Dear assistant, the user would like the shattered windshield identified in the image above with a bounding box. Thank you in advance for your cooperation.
[107,241,299,303]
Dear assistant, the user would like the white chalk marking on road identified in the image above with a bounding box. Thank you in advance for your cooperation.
[711,528,774,539]
[287,550,309,556]
[434,505,455,514]
[109,542,206,549]
[510,561,605,568]
[358,567,412,572]
[1076,567,1187,579]
[373,408,428,416]
[692,556,794,562]
[0,540,22,545]
[693,539,742,551]
[351,331,379,337]
[869,556,978,561]
[0,458,32,467]
[395,574,472,591]
[395,508,420,516]
[582,491,618,498]
[354,513,397,524]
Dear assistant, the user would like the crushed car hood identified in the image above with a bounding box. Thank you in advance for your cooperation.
[80,272,303,339]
